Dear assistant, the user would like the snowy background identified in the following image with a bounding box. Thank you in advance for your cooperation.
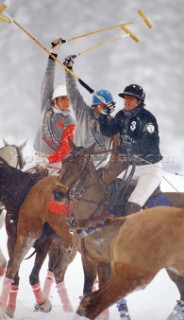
[0,0,184,319]
[0,0,184,171]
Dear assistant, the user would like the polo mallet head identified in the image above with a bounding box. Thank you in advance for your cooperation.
[121,26,139,42]
[0,0,11,23]
[138,10,153,28]
[0,0,9,13]
[0,15,10,23]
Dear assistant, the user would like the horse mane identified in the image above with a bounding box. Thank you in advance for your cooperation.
[0,165,46,210]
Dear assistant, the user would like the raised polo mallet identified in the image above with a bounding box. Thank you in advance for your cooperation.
[0,1,112,106]
[71,27,139,59]
[0,1,152,106]
[58,9,152,44]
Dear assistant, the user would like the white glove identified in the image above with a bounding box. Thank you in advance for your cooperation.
[101,102,116,115]
[50,38,62,54]
[63,55,74,68]
[35,157,49,170]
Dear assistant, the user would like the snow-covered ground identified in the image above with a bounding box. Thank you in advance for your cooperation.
[0,173,184,320]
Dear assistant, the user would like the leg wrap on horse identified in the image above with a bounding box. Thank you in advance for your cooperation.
[117,299,131,320]
[0,267,6,277]
[57,281,73,312]
[6,284,19,318]
[0,277,12,315]
[167,300,184,320]
[42,270,54,298]
[31,282,45,305]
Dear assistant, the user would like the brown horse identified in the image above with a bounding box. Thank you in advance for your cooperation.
[51,141,184,320]
[0,164,76,318]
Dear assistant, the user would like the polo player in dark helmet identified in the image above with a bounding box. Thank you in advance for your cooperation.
[99,83,163,215]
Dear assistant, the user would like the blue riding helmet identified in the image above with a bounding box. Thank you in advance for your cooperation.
[92,89,114,106]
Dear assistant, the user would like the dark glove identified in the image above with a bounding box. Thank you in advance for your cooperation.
[63,55,74,68]
[101,102,116,115]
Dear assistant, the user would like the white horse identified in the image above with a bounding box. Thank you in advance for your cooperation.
[0,139,27,276]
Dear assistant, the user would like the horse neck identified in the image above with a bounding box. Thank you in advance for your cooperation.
[72,161,107,224]
[0,166,29,205]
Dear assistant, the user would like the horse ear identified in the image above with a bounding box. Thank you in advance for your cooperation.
[68,138,78,152]
[2,137,9,146]
[18,139,28,152]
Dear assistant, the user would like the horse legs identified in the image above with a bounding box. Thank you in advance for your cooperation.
[0,230,50,317]
[0,233,34,317]
[29,241,52,313]
[167,269,184,301]
[96,264,111,320]
[0,209,6,276]
[6,273,19,318]
[4,212,20,317]
[46,235,76,312]
[166,269,184,320]
[73,262,156,320]
[0,248,6,277]
[81,256,97,295]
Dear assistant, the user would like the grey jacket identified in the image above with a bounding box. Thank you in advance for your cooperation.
[65,71,112,164]
[34,58,75,155]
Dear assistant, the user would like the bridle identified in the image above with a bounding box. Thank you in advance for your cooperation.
[13,145,25,169]
[57,153,110,230]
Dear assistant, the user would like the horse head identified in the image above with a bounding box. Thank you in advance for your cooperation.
[0,138,27,169]
[52,140,96,203]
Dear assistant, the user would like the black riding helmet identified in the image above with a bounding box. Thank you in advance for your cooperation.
[119,84,145,102]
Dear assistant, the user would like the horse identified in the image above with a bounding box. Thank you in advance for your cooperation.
[0,141,27,276]
[0,164,79,318]
[50,141,184,320]
[0,161,76,318]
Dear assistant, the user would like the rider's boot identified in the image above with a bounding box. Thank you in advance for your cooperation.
[116,299,132,320]
[167,300,184,320]
[124,202,141,215]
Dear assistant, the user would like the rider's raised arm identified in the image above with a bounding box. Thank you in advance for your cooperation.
[40,55,56,112]
[64,56,88,119]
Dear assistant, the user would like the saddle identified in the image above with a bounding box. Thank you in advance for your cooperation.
[107,178,171,217]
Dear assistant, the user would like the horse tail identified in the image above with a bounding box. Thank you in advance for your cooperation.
[24,250,36,260]
[24,223,55,260]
